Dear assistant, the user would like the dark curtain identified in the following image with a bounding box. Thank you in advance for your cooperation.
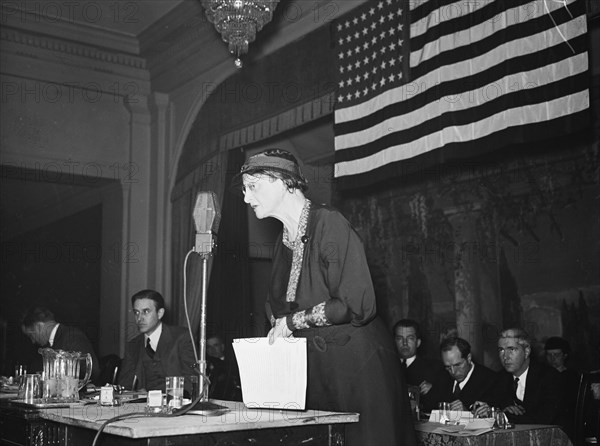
[171,149,250,357]
[206,149,250,343]
[171,150,229,337]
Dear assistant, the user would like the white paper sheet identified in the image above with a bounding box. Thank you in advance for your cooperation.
[232,337,307,410]
[429,409,475,424]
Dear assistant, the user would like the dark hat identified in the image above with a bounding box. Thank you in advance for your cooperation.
[232,149,307,190]
[544,336,570,354]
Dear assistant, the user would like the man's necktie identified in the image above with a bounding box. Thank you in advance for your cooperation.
[452,381,461,399]
[401,360,407,371]
[513,377,521,403]
[145,338,155,359]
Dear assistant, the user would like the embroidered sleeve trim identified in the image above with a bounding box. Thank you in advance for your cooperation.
[288,302,332,331]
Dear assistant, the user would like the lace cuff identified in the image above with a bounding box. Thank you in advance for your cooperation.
[286,302,332,331]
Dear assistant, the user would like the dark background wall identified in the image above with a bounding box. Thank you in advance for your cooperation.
[0,205,102,375]
[338,140,600,371]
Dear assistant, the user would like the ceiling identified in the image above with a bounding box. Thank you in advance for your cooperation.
[11,0,185,36]
[1,0,343,240]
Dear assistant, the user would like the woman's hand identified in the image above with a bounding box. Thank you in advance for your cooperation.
[268,317,293,345]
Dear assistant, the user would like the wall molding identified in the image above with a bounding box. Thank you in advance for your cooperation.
[1,27,146,70]
[1,2,140,53]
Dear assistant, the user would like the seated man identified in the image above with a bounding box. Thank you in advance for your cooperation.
[428,336,498,412]
[206,334,242,401]
[393,319,443,410]
[545,336,580,440]
[21,305,100,382]
[496,328,563,424]
[118,289,197,395]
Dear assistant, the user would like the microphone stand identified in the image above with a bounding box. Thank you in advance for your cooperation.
[191,231,226,415]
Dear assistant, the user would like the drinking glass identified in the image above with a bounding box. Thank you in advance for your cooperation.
[19,374,41,403]
[14,364,27,386]
[494,408,507,429]
[408,386,420,421]
[438,402,451,424]
[166,376,184,409]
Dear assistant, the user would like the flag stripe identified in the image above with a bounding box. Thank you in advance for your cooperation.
[334,63,588,167]
[333,0,589,186]
[335,36,588,154]
[335,108,590,188]
[335,90,590,177]
[410,0,576,69]
[335,0,585,132]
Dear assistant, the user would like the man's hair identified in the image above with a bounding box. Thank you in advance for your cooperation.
[393,319,421,339]
[440,336,471,358]
[207,333,225,343]
[499,328,532,350]
[131,289,165,311]
[544,336,571,354]
[21,306,55,327]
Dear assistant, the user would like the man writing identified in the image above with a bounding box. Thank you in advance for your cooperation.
[118,289,197,395]
[430,336,498,412]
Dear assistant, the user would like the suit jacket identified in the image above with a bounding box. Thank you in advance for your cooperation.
[118,323,197,393]
[52,324,100,382]
[426,362,499,411]
[404,356,444,387]
[496,360,563,424]
[30,324,100,382]
[403,356,445,411]
[206,356,242,401]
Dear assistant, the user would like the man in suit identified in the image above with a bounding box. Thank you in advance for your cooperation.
[118,289,197,395]
[21,305,100,382]
[393,319,443,410]
[429,336,498,412]
[205,333,242,401]
[544,336,579,440]
[496,328,563,424]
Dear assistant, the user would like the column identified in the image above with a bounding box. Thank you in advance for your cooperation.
[449,211,483,356]
[121,95,152,347]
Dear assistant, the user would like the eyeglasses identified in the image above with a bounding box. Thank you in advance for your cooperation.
[132,309,154,317]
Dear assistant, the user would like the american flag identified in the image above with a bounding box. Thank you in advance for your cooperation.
[333,0,590,189]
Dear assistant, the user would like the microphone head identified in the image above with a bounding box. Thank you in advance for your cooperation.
[193,192,221,234]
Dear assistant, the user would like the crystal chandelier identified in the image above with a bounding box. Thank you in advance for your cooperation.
[201,0,280,68]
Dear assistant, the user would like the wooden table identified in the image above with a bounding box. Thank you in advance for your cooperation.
[414,421,572,446]
[0,399,359,445]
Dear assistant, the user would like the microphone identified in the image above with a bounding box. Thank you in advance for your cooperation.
[192,191,221,255]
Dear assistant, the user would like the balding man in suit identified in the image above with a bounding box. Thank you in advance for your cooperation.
[428,336,498,412]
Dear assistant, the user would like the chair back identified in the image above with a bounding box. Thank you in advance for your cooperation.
[574,369,600,446]
[96,354,122,386]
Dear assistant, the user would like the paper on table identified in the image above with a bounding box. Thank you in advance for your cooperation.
[232,337,307,410]
[429,409,475,424]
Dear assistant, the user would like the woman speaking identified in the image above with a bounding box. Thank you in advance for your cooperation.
[236,148,415,446]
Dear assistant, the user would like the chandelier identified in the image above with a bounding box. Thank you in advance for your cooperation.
[201,0,280,68]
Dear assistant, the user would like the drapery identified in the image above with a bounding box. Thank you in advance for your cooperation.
[170,149,232,338]
[205,148,250,339]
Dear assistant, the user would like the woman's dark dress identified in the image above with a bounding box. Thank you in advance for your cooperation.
[267,205,416,446]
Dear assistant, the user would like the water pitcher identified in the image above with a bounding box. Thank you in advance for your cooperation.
[39,348,92,402]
